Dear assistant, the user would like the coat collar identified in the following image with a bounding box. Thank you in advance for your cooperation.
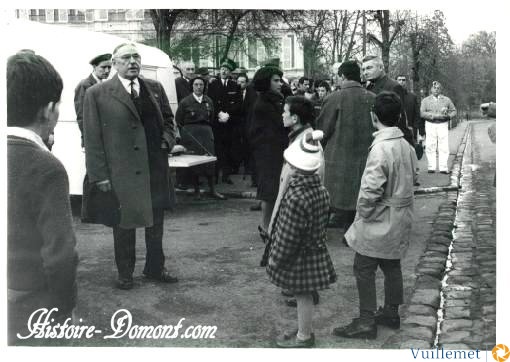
[7,127,50,152]
[288,172,321,189]
[261,89,284,103]
[106,74,141,120]
[370,127,403,149]
[341,80,362,89]
[288,124,312,143]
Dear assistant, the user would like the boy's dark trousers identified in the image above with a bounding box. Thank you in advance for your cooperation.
[353,252,403,315]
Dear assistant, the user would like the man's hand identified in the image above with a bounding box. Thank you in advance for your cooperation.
[96,180,112,192]
[218,111,230,123]
[170,144,186,154]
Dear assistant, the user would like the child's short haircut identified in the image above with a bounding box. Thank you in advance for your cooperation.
[372,91,401,127]
[285,96,315,125]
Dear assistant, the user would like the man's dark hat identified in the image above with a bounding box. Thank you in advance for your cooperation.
[90,53,112,66]
[264,58,281,68]
[196,67,210,76]
[220,58,237,71]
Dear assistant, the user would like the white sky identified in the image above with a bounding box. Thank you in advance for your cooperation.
[433,8,497,45]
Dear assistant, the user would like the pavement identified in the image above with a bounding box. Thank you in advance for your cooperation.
[15,119,496,351]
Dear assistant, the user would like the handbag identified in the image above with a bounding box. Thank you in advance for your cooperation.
[81,175,121,227]
[415,141,424,160]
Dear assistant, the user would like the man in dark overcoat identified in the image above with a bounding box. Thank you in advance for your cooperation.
[362,55,413,145]
[397,75,423,141]
[316,61,375,231]
[207,58,243,184]
[175,61,195,103]
[74,53,112,147]
[83,43,178,290]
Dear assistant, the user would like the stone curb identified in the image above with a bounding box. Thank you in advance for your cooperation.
[385,124,472,349]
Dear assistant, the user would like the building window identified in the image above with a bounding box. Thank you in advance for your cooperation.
[95,9,108,21]
[53,9,68,23]
[248,38,257,68]
[126,9,144,21]
[29,9,45,22]
[282,34,295,69]
[16,9,29,20]
[85,9,94,22]
[45,9,54,22]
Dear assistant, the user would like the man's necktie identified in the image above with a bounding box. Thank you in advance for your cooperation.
[130,80,138,99]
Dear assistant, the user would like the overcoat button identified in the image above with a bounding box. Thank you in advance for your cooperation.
[134,146,139,150]
[136,171,141,175]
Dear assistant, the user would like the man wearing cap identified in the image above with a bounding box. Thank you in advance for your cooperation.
[74,53,112,147]
[420,81,457,174]
[316,61,375,232]
[196,67,210,95]
[83,43,178,290]
[207,58,243,184]
[175,61,195,103]
[362,55,413,145]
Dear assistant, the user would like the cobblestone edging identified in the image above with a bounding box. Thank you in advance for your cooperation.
[384,124,472,349]
[438,123,496,350]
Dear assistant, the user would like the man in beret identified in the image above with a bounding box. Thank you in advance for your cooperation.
[207,58,243,184]
[362,55,413,145]
[74,53,112,147]
[316,60,375,233]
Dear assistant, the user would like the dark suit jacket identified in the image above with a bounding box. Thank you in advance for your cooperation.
[367,75,414,144]
[403,90,423,137]
[74,74,98,144]
[207,77,243,129]
[175,76,192,103]
[83,74,176,229]
[241,84,258,132]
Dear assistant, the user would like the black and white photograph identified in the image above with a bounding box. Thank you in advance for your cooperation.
[2,1,506,360]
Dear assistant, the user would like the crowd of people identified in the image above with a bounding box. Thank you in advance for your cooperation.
[7,44,457,347]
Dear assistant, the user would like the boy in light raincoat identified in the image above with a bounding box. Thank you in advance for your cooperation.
[333,91,418,340]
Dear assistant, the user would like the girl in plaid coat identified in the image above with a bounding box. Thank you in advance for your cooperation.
[266,130,337,348]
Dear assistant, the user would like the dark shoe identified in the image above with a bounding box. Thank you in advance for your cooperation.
[332,318,377,339]
[209,191,226,200]
[440,170,450,174]
[427,170,435,173]
[144,269,178,283]
[250,202,262,211]
[117,277,133,290]
[374,306,400,329]
[414,181,421,186]
[276,332,315,348]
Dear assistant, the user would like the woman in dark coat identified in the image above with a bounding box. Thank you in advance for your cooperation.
[249,66,288,231]
[175,77,225,200]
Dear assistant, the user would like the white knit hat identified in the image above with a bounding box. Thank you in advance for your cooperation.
[284,130,324,172]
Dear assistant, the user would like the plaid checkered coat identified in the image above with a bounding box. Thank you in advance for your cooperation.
[266,173,337,293]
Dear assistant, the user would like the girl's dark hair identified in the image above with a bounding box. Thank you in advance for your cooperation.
[7,51,63,127]
[252,66,283,92]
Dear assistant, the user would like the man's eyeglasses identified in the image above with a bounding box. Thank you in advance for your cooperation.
[118,53,141,62]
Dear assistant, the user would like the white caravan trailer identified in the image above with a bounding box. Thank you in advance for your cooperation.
[4,18,178,195]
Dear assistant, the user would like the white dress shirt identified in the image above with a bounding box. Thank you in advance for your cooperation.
[118,76,140,96]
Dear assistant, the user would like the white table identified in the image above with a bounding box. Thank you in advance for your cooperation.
[168,154,217,168]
